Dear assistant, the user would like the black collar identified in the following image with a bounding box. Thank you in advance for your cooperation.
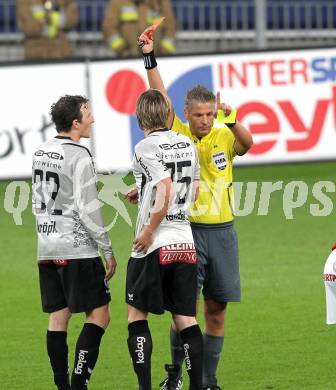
[147,128,169,136]
[55,136,72,140]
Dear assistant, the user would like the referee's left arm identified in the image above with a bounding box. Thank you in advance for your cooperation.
[230,122,254,156]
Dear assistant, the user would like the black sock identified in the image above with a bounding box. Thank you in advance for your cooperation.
[71,323,105,390]
[127,320,152,390]
[180,325,203,390]
[47,331,70,390]
[170,327,184,377]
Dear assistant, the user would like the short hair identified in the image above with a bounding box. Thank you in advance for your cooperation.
[50,95,89,133]
[136,89,169,131]
[184,85,215,109]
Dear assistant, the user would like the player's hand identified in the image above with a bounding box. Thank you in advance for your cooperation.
[138,28,154,54]
[133,226,154,253]
[105,256,117,281]
[215,91,233,118]
[125,187,139,204]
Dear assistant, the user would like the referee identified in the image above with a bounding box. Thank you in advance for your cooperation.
[138,31,253,390]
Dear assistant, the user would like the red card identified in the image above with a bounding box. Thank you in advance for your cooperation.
[145,16,166,39]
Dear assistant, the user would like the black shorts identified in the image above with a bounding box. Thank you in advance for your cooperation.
[126,245,197,316]
[38,257,111,313]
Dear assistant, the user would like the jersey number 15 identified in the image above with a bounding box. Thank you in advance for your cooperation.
[166,160,192,205]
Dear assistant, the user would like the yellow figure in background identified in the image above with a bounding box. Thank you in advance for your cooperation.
[102,0,146,58]
[140,0,176,55]
[17,0,78,60]
[102,0,176,58]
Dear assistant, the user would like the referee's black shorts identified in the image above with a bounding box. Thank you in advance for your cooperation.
[38,257,111,313]
[126,246,197,316]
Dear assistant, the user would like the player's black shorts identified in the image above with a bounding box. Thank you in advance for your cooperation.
[38,257,111,313]
[126,244,197,316]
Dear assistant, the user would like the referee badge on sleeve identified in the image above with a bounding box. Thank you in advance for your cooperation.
[212,151,227,170]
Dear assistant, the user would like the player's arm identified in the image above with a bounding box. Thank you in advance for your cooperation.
[133,177,172,253]
[230,122,253,156]
[74,152,117,280]
[138,29,175,129]
[216,92,253,156]
[192,180,200,202]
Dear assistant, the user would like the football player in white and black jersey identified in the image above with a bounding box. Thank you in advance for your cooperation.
[125,89,203,390]
[32,95,117,390]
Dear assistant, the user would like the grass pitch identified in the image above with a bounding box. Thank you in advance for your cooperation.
[0,161,335,389]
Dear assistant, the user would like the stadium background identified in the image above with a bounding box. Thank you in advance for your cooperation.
[0,1,335,389]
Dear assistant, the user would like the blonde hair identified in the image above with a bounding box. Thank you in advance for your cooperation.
[136,89,169,131]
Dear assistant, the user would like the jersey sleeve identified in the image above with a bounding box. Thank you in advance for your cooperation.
[171,115,192,137]
[133,141,170,187]
[73,150,114,260]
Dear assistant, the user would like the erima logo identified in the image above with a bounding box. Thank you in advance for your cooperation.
[37,221,57,235]
[159,142,190,150]
[184,344,191,370]
[34,150,64,160]
[74,350,88,374]
[128,293,134,301]
[136,337,146,364]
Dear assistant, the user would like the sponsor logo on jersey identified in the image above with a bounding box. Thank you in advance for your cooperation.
[324,274,336,282]
[159,142,190,150]
[135,337,146,364]
[37,221,57,235]
[128,292,134,301]
[165,210,186,221]
[159,243,196,264]
[34,150,64,160]
[212,151,227,170]
[74,349,88,374]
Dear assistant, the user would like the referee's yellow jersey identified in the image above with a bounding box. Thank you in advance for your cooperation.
[172,115,236,224]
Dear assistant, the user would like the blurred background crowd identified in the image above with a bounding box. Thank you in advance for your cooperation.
[0,0,335,62]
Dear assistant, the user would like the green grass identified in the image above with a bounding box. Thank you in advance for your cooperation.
[0,161,335,389]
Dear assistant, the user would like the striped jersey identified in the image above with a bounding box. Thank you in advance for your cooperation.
[32,136,113,261]
[131,129,200,258]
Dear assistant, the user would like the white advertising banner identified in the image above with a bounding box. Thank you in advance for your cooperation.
[91,47,336,171]
[0,63,87,179]
[0,48,335,179]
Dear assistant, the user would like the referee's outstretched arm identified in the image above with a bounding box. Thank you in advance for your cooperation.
[138,28,175,129]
